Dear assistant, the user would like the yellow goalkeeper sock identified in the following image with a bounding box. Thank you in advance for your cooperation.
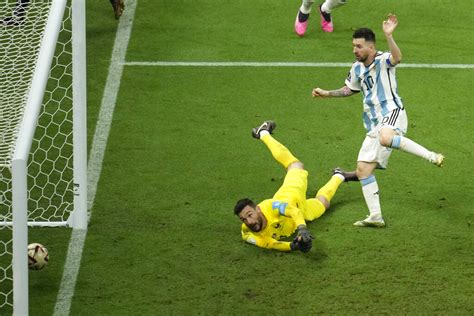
[316,175,343,202]
[260,134,299,168]
[305,198,327,221]
[304,175,344,221]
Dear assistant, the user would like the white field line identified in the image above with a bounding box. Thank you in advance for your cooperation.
[123,61,474,69]
[52,1,137,315]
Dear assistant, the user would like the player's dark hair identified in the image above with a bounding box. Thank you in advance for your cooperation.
[234,198,256,216]
[353,28,376,43]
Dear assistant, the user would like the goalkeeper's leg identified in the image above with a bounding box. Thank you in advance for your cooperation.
[304,173,344,221]
[253,121,300,169]
[260,134,301,169]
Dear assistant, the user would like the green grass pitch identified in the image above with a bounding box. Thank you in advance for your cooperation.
[23,0,474,315]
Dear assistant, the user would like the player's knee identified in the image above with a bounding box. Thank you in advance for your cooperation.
[379,136,392,147]
[356,165,370,179]
[356,165,363,177]
[378,130,394,147]
[288,161,304,170]
[317,196,330,209]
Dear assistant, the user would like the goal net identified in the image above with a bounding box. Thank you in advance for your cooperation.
[0,0,87,314]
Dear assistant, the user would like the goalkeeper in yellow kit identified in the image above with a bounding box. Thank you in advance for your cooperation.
[234,120,353,252]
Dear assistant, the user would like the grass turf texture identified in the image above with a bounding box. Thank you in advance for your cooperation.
[67,66,472,314]
[20,0,473,315]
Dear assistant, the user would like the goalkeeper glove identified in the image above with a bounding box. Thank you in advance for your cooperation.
[290,235,313,253]
[290,225,314,253]
[296,225,314,243]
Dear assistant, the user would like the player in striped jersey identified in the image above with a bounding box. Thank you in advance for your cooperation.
[311,14,444,227]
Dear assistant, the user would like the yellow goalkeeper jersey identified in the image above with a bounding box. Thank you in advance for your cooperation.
[240,199,306,251]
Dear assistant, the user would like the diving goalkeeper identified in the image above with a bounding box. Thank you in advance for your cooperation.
[234,120,351,253]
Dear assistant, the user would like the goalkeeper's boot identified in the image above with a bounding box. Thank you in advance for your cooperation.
[319,4,334,33]
[353,215,385,228]
[431,153,445,167]
[110,0,125,19]
[294,11,309,37]
[332,167,358,182]
[252,121,276,139]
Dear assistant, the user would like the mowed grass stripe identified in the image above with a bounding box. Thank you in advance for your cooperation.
[123,61,474,69]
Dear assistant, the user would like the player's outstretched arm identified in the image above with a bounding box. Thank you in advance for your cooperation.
[312,86,355,98]
[312,87,330,97]
[242,231,293,251]
[383,14,402,65]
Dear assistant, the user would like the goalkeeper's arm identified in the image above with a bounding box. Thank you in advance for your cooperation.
[241,230,292,251]
[279,206,314,251]
[281,205,307,229]
[283,208,314,240]
[242,231,312,253]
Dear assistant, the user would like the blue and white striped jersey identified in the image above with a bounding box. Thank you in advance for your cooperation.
[345,51,404,132]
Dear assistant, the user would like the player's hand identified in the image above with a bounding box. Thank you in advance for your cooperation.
[297,225,314,243]
[290,236,313,253]
[383,14,398,36]
[299,237,313,253]
[312,88,329,98]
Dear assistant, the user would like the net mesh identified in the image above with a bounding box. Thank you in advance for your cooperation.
[0,0,74,311]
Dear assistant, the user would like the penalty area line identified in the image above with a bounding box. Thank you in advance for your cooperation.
[123,61,474,69]
[53,0,137,315]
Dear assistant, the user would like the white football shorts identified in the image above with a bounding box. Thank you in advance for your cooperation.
[357,108,408,169]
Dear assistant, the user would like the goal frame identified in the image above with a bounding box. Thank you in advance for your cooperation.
[10,0,87,314]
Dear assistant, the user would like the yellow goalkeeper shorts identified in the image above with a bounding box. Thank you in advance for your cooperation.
[272,168,308,210]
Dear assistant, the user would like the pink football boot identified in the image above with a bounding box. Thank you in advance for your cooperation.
[319,5,333,33]
[294,12,308,37]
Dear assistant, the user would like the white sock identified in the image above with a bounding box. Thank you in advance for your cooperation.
[360,175,382,219]
[321,0,346,13]
[300,0,315,14]
[259,130,270,138]
[391,135,437,163]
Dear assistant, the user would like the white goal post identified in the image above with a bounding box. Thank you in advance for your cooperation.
[0,0,87,314]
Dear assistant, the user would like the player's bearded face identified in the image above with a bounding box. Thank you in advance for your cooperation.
[240,206,264,232]
[352,38,373,63]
